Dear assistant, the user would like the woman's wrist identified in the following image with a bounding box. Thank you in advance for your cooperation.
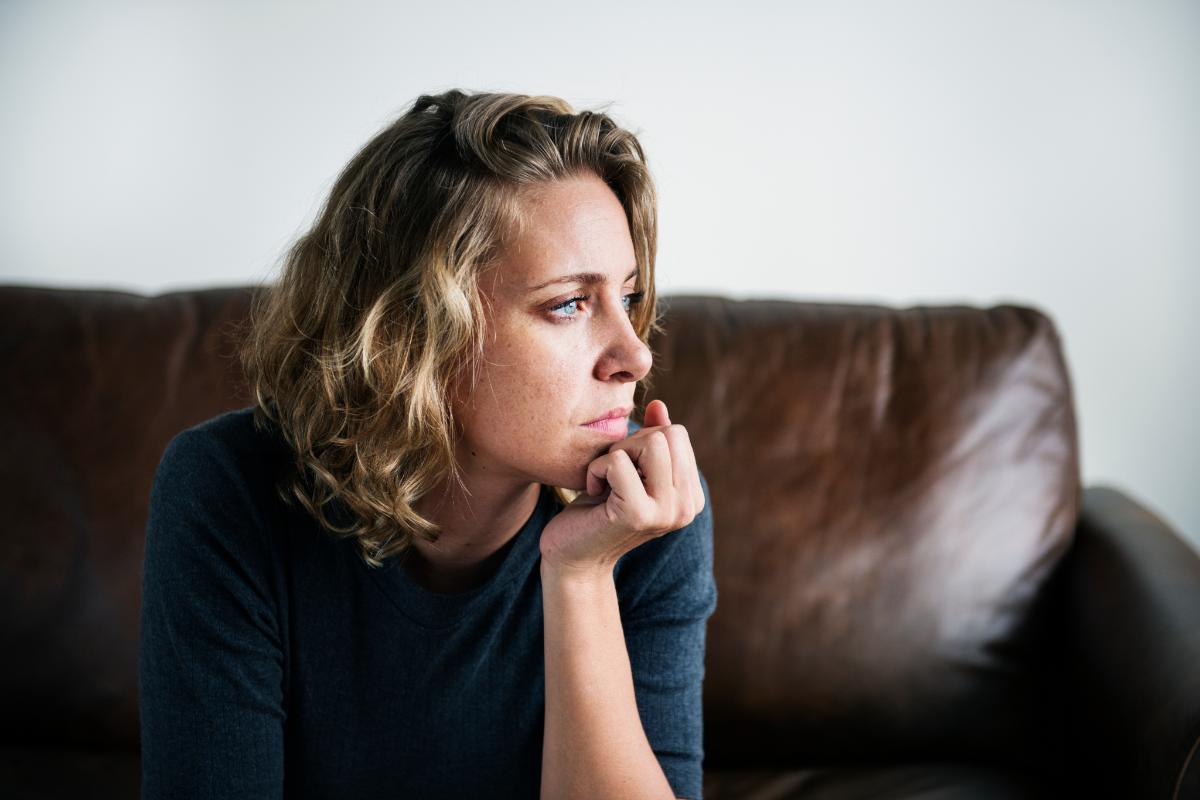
[539,555,616,590]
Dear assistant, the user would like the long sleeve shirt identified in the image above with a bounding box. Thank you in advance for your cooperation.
[138,408,717,799]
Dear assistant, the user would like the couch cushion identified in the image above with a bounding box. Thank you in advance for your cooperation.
[703,763,1062,799]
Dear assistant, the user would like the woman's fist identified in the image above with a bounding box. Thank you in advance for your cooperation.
[539,399,705,576]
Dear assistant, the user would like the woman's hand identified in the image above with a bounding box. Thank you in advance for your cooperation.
[539,399,705,578]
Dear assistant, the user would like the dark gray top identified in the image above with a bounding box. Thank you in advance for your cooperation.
[139,408,716,799]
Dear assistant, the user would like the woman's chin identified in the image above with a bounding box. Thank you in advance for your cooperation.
[538,463,589,493]
[556,472,589,494]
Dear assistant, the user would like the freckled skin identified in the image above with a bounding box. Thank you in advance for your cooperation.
[405,173,652,593]
[452,172,652,492]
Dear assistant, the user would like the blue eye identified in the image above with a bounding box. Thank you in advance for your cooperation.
[550,296,586,318]
[548,291,645,321]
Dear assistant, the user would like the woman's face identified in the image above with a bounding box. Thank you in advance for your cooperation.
[452,172,652,492]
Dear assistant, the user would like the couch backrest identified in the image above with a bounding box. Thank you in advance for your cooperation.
[652,296,1080,771]
[0,286,256,750]
[0,287,1080,769]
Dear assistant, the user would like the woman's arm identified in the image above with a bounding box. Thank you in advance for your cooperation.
[538,400,709,800]
[540,561,679,800]
[139,429,286,799]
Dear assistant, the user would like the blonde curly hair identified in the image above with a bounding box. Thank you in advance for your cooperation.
[239,90,660,568]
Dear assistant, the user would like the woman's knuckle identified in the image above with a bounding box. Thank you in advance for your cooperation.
[652,506,672,532]
[634,506,658,530]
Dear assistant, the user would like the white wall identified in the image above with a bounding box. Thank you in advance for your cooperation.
[3,0,1197,549]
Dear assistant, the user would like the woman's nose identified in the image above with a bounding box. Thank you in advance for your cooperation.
[594,304,652,383]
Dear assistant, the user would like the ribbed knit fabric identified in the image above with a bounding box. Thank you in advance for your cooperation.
[139,408,716,799]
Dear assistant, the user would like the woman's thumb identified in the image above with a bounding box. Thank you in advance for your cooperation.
[644,399,670,427]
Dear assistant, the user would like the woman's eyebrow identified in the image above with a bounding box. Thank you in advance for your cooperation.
[528,267,638,292]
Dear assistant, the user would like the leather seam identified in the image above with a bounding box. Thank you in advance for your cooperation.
[1173,731,1200,800]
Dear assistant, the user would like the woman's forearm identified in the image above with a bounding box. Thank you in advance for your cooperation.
[539,561,677,800]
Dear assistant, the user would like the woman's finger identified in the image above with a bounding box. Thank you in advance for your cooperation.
[643,398,670,428]
[635,430,673,500]
[586,448,644,500]
[600,449,652,513]
[607,430,671,489]
[663,425,704,510]
[586,451,613,496]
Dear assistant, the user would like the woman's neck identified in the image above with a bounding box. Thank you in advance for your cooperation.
[405,475,542,594]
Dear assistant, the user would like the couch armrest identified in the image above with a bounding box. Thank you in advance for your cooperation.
[1061,485,1200,799]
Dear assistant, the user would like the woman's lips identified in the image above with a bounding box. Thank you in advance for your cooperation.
[580,415,630,439]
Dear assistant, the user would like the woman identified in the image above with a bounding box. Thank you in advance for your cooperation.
[139,90,716,800]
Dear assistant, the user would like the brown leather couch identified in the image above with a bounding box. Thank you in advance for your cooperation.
[2,285,1197,799]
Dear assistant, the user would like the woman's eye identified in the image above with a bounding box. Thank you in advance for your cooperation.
[549,296,586,318]
[548,291,644,321]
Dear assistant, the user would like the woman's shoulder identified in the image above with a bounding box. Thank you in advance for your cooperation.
[166,405,283,457]
[152,407,293,522]
[143,409,290,681]
[146,407,299,598]
[160,406,287,476]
